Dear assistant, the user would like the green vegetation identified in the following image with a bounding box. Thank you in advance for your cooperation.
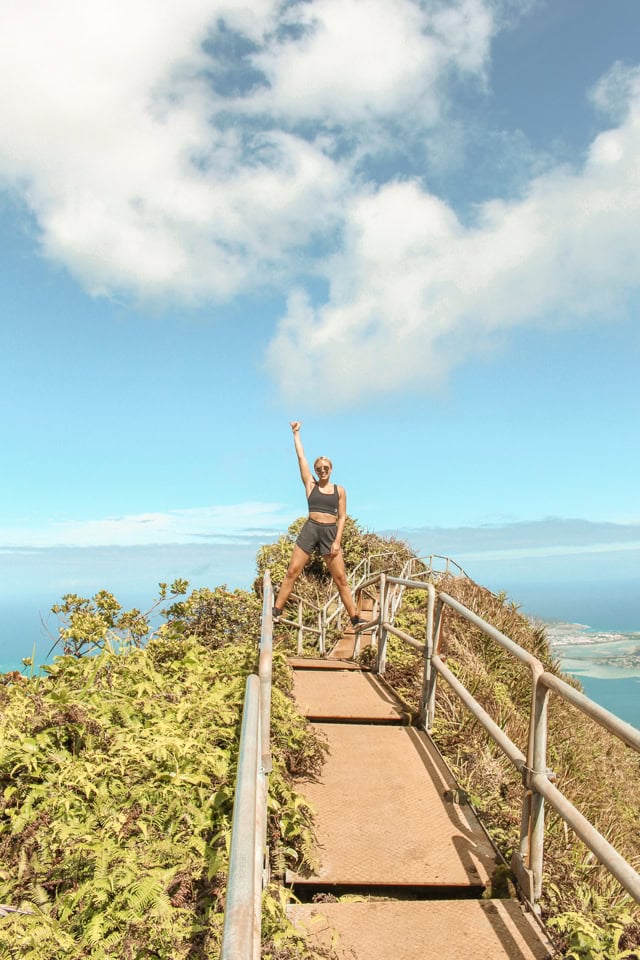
[1,521,639,958]
[0,585,324,959]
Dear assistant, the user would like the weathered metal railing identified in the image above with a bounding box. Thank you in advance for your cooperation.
[221,573,274,960]
[348,572,640,910]
[278,553,392,654]
[279,553,466,655]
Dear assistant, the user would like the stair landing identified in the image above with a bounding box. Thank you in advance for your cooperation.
[292,666,407,723]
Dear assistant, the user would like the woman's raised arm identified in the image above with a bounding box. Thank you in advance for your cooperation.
[290,421,314,491]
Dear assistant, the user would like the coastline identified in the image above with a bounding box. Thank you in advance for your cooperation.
[536,618,640,729]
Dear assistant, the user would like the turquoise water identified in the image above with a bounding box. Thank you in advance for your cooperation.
[0,596,144,674]
[0,601,56,673]
[578,674,640,726]
[501,579,640,729]
[540,619,640,729]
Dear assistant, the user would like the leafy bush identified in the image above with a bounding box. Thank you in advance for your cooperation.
[0,586,324,960]
[548,908,638,960]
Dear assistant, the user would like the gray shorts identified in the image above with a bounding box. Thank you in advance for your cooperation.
[296,519,338,557]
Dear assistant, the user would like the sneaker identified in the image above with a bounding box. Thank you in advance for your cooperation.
[272,606,282,622]
[350,616,367,629]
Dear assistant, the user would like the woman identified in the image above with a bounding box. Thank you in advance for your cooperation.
[273,422,366,628]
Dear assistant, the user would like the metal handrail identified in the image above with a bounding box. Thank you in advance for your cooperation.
[287,553,467,655]
[278,592,323,656]
[365,574,640,909]
[221,573,274,960]
[387,556,468,623]
[278,553,407,654]
[404,554,469,580]
[319,551,399,645]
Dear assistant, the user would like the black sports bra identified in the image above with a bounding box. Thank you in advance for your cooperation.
[307,483,339,516]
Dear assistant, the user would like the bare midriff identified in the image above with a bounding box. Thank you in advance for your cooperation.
[308,512,337,525]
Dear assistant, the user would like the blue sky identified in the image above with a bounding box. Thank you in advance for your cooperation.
[1,0,640,631]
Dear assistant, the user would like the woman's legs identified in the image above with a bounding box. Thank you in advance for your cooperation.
[323,551,358,620]
[274,544,310,614]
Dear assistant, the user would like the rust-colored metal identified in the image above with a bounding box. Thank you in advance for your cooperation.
[287,722,496,887]
[291,668,406,723]
[327,633,362,659]
[328,593,376,659]
[285,625,552,960]
[288,900,553,960]
[287,657,366,671]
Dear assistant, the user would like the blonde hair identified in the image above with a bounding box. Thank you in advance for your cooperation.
[314,456,333,472]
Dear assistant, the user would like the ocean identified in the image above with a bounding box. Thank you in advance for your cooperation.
[2,590,639,731]
[507,579,640,730]
[1,599,69,673]
[0,594,146,674]
[540,619,640,728]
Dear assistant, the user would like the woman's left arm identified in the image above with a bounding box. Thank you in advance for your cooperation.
[331,486,347,556]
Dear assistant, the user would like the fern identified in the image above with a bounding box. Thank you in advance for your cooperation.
[549,911,637,960]
[127,873,169,913]
[0,581,328,959]
[84,911,104,947]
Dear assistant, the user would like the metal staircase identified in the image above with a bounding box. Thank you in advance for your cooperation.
[221,559,640,960]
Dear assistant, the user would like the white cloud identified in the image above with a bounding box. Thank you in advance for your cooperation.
[0,0,493,302]
[249,0,493,124]
[0,0,344,298]
[397,517,640,559]
[0,503,291,549]
[589,61,640,121]
[3,1,640,409]
[267,68,640,404]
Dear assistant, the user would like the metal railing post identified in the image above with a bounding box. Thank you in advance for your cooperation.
[221,675,260,960]
[419,583,436,731]
[529,670,549,903]
[512,662,547,907]
[256,574,273,910]
[377,573,388,674]
[253,708,265,958]
[370,594,379,650]
[513,790,533,901]
[259,576,273,774]
[425,594,444,731]
[296,600,303,655]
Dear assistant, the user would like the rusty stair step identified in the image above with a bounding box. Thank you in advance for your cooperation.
[291,668,407,722]
[287,657,367,671]
[288,900,553,960]
[287,723,497,888]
